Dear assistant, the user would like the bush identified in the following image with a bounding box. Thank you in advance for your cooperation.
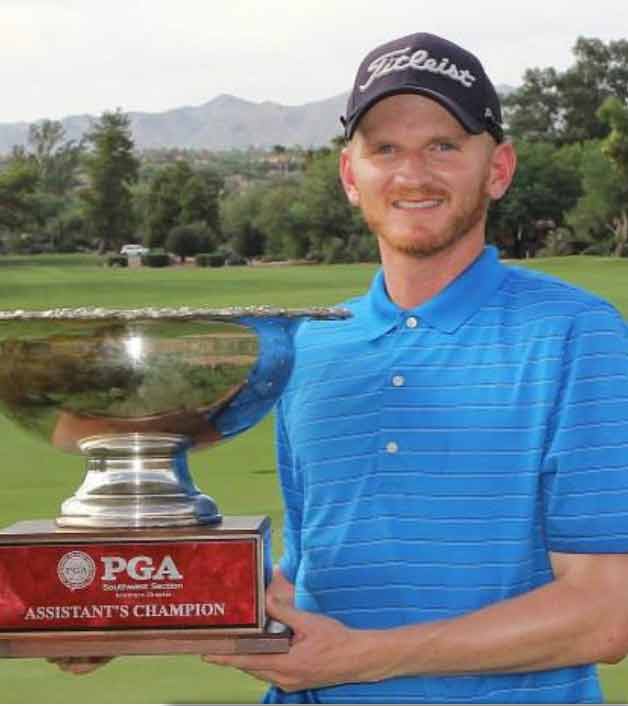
[5,232,51,254]
[536,228,577,257]
[305,250,323,263]
[195,252,226,268]
[165,222,215,262]
[141,251,171,267]
[580,240,615,256]
[106,254,128,267]
[318,234,379,264]
[224,251,247,266]
[257,253,288,263]
[323,237,354,264]
[347,233,379,262]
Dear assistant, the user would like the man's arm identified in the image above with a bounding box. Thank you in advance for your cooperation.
[372,551,628,678]
[203,552,628,692]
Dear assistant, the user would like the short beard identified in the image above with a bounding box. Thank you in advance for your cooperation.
[370,173,491,259]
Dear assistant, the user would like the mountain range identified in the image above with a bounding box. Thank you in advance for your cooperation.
[0,86,516,154]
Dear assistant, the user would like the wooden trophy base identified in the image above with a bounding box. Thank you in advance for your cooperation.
[0,518,291,658]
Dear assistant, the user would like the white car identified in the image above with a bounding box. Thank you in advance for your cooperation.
[120,244,148,256]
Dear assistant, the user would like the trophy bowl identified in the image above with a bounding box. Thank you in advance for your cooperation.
[0,306,349,529]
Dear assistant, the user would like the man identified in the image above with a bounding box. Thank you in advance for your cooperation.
[202,33,628,703]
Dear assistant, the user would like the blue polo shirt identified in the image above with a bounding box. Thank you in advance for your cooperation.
[266,246,628,704]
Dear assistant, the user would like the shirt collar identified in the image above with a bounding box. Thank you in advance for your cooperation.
[361,246,508,339]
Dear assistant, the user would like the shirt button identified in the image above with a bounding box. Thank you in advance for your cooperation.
[392,375,405,387]
[405,316,418,329]
[386,441,399,454]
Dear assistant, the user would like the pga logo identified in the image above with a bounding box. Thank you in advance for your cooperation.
[100,554,183,582]
[57,551,96,590]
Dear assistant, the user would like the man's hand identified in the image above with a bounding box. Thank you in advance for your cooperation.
[202,553,628,690]
[202,590,379,692]
[46,656,113,675]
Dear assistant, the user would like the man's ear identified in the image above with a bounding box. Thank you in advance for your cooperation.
[487,141,517,200]
[339,147,360,207]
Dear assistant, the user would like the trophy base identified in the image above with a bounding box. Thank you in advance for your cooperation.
[0,518,291,658]
[0,624,291,658]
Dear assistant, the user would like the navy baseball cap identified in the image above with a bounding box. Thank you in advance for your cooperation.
[341,33,504,143]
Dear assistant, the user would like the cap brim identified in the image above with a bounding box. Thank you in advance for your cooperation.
[344,86,484,139]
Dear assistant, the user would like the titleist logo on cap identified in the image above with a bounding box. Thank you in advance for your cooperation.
[359,47,477,92]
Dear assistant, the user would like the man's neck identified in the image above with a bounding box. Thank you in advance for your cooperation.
[379,234,485,310]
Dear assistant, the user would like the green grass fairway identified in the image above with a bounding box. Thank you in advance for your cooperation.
[1,254,627,703]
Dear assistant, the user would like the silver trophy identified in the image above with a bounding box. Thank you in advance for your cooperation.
[0,306,348,658]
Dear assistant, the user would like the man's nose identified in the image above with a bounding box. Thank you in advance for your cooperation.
[392,151,433,187]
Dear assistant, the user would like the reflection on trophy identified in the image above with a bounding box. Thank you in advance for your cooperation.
[0,306,348,658]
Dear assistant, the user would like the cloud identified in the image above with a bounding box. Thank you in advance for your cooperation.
[1,0,627,122]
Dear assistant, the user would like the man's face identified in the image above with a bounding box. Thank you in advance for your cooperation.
[340,94,509,259]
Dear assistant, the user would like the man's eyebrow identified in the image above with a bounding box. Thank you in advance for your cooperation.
[359,130,470,144]
[356,126,387,141]
[429,131,470,142]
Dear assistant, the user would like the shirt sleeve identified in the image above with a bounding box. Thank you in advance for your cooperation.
[543,303,628,553]
[275,399,303,583]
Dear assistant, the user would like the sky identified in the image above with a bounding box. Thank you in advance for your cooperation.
[2,0,627,124]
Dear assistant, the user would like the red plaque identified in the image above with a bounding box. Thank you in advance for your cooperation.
[0,518,290,658]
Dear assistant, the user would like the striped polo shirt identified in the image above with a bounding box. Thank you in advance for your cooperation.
[266,246,628,704]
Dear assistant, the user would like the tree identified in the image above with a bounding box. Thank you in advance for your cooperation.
[555,38,622,143]
[179,168,222,231]
[27,120,83,195]
[256,180,309,258]
[505,37,628,144]
[0,121,85,253]
[503,68,561,142]
[567,100,628,257]
[595,95,628,257]
[128,178,152,244]
[599,97,628,174]
[220,185,267,258]
[47,204,88,252]
[0,157,39,230]
[81,110,139,253]
[146,162,192,248]
[19,121,85,250]
[146,162,222,249]
[566,143,625,255]
[488,140,582,258]
[299,146,370,260]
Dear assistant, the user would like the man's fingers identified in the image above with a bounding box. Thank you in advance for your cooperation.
[267,567,296,604]
[47,656,112,675]
[201,653,281,671]
[238,668,284,684]
[201,657,294,690]
[266,593,314,634]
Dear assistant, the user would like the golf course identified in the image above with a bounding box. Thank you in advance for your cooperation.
[0,253,627,703]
